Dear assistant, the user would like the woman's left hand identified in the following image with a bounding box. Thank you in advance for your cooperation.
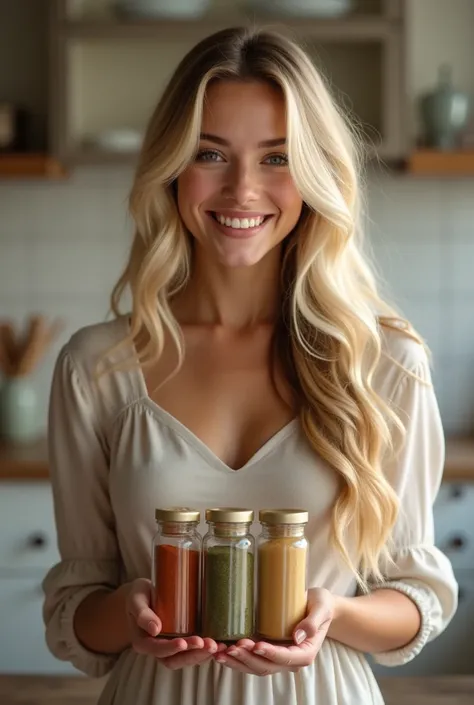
[214,587,335,676]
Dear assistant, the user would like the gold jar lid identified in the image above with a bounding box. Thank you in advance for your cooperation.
[155,507,201,523]
[259,509,309,525]
[205,508,254,523]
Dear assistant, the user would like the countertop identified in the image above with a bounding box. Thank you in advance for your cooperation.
[0,675,473,705]
[1,436,474,482]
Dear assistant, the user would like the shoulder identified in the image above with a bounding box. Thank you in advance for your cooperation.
[55,315,139,419]
[379,322,429,373]
[374,321,432,400]
[64,316,131,374]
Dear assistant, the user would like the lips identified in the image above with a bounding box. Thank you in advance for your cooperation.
[210,212,272,230]
[207,211,273,239]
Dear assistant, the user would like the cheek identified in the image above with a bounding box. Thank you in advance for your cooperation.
[271,179,303,222]
[177,169,217,212]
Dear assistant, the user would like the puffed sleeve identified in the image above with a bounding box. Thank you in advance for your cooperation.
[42,346,120,677]
[369,350,458,666]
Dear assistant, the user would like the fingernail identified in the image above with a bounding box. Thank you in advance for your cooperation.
[254,649,265,656]
[216,657,226,664]
[227,649,238,656]
[295,629,307,644]
[147,621,158,636]
[208,646,217,654]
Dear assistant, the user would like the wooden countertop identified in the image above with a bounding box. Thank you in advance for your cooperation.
[1,436,474,482]
[0,675,473,705]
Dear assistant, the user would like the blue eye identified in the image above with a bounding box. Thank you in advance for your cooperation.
[264,153,289,166]
[196,149,223,162]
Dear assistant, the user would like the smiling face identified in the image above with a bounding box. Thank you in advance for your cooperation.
[176,80,303,268]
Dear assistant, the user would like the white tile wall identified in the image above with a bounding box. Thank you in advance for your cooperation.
[0,167,473,435]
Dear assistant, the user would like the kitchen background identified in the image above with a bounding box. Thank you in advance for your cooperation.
[0,1,474,703]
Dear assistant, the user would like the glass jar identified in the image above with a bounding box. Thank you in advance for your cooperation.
[152,507,201,637]
[202,508,255,642]
[257,509,309,641]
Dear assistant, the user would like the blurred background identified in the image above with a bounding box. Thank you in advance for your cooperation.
[0,1,473,704]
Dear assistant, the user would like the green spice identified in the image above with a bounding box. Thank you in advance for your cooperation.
[202,544,254,641]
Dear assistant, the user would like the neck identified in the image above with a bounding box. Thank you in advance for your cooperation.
[172,244,283,328]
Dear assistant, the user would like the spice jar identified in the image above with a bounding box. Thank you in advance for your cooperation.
[257,509,309,641]
[202,508,255,642]
[152,507,201,637]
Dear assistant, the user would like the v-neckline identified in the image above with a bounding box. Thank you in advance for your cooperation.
[123,315,299,472]
[139,397,299,473]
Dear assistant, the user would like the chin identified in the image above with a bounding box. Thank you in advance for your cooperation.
[216,247,271,269]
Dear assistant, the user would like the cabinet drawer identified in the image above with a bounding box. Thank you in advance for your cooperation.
[434,483,474,570]
[0,575,78,674]
[0,483,60,571]
[371,569,474,677]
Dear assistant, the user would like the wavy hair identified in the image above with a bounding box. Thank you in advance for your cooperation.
[109,26,423,587]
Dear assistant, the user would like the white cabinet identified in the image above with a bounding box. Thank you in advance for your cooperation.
[433,483,474,571]
[0,482,78,675]
[0,484,62,571]
[0,576,78,674]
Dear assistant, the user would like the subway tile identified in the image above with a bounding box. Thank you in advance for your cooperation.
[0,184,41,241]
[100,242,131,296]
[367,175,442,243]
[32,184,106,243]
[435,355,474,435]
[69,164,135,190]
[398,296,448,361]
[98,186,134,244]
[0,243,29,298]
[447,296,474,357]
[440,238,474,295]
[0,298,32,326]
[29,241,111,296]
[369,231,443,297]
[444,180,474,240]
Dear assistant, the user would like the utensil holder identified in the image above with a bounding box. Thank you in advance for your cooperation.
[0,376,41,444]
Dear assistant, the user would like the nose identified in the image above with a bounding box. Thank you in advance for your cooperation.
[222,160,259,205]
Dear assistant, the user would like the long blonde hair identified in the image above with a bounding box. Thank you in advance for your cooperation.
[110,26,423,587]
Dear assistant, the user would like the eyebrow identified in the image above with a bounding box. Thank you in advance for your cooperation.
[200,132,286,148]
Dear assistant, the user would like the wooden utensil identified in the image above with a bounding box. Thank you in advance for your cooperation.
[0,316,63,378]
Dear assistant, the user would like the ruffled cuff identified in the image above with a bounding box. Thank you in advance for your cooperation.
[54,585,119,677]
[43,558,121,678]
[371,580,435,666]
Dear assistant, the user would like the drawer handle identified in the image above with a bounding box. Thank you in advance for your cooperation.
[449,485,466,500]
[27,533,48,550]
[446,534,468,551]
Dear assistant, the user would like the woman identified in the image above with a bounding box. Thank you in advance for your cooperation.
[43,26,457,705]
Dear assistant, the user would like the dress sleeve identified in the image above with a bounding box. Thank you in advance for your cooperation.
[42,346,121,677]
[369,352,458,667]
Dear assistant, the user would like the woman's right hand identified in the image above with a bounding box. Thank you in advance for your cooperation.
[125,578,221,669]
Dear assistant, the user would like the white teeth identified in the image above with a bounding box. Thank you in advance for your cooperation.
[215,214,265,229]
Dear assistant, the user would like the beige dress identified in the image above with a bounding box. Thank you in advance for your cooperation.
[42,316,458,705]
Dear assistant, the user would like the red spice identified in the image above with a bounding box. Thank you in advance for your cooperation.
[153,544,200,635]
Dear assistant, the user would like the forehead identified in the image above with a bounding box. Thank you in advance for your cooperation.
[201,80,287,142]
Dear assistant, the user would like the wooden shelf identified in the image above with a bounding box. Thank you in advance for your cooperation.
[0,438,48,481]
[408,150,474,176]
[0,153,67,178]
[63,15,395,42]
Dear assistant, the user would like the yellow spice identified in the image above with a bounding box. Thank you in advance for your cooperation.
[257,537,307,640]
